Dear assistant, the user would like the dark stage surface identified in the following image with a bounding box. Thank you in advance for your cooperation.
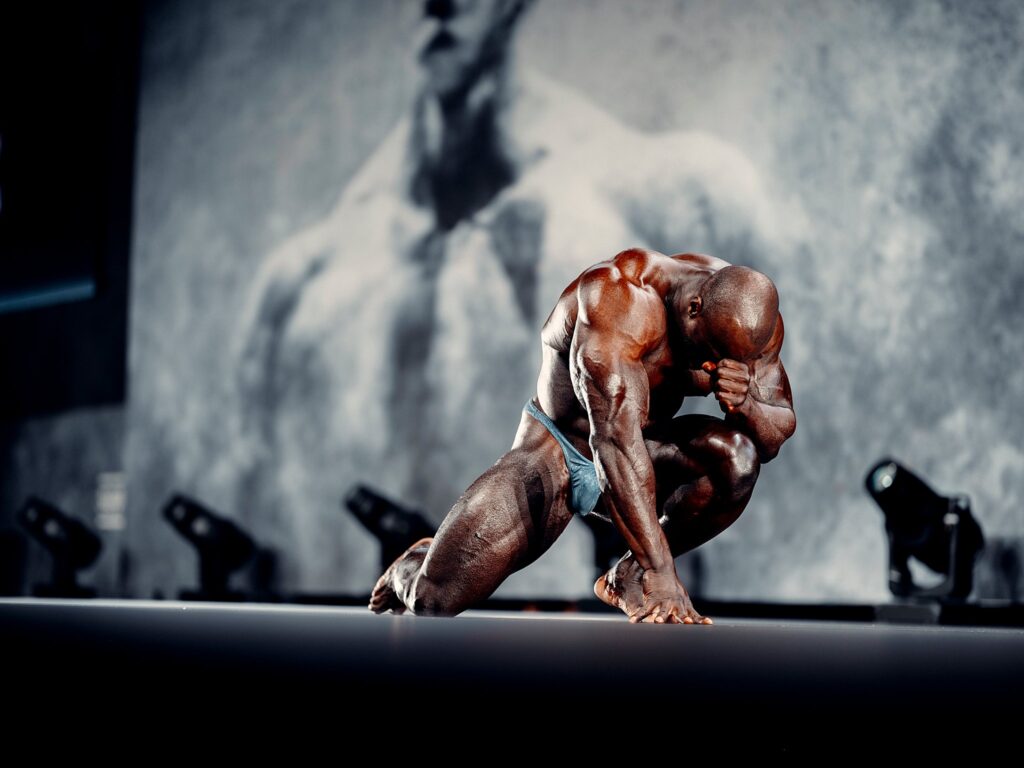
[3,598,1022,749]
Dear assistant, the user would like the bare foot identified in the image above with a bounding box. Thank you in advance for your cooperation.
[633,569,713,625]
[369,537,433,614]
[594,558,644,616]
[595,558,713,625]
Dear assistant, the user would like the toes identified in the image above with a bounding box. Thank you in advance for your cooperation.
[628,603,713,626]
[628,604,651,623]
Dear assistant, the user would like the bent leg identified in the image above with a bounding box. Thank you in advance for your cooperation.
[370,411,574,616]
[654,415,760,554]
[595,415,761,619]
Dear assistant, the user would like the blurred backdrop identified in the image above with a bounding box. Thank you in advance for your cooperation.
[2,0,1023,604]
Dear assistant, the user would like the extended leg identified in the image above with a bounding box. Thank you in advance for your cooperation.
[369,411,574,616]
[595,415,761,619]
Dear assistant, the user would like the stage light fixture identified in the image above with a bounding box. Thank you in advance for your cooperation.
[343,485,435,571]
[162,494,255,600]
[865,458,984,600]
[16,496,101,597]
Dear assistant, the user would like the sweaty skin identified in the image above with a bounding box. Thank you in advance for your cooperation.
[370,248,795,623]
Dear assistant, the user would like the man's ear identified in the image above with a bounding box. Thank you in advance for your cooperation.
[688,296,702,318]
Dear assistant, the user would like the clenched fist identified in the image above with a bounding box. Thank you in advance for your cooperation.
[702,359,750,414]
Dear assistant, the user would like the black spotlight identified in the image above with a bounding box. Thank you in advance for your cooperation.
[344,485,435,572]
[162,494,254,601]
[16,497,101,598]
[865,459,984,600]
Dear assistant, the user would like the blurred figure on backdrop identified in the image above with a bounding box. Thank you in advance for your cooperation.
[237,0,782,593]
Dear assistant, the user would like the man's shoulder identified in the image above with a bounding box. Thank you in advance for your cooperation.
[576,249,667,332]
[578,247,657,287]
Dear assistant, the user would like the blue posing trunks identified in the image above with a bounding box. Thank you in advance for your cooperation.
[524,399,603,517]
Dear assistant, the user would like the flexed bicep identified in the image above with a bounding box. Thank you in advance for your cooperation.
[750,316,794,412]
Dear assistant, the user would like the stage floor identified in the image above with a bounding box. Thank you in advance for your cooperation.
[3,598,1022,746]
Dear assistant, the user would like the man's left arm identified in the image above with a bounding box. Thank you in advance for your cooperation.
[705,314,796,462]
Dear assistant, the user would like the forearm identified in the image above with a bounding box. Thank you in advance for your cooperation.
[726,397,796,462]
[592,438,673,573]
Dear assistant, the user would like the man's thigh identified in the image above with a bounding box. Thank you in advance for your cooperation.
[643,414,730,486]
[419,435,575,604]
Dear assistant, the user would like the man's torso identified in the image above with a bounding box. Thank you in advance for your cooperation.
[535,249,730,458]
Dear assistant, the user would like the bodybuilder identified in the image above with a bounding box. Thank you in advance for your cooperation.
[371,248,795,623]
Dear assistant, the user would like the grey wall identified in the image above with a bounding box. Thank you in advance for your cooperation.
[121,0,1024,602]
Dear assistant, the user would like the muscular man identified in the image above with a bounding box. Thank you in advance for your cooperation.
[370,248,795,623]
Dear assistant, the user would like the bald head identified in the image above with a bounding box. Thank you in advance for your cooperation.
[696,266,779,361]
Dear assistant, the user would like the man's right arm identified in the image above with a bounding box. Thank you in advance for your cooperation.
[571,269,690,621]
